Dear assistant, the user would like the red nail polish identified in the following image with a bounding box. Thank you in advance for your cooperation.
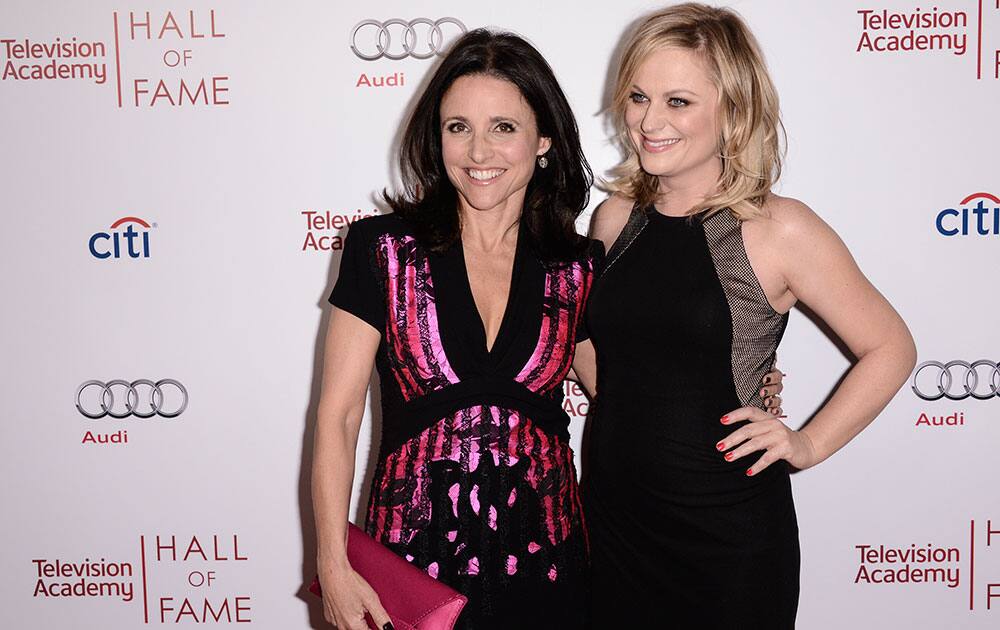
[746,468,753,476]
[724,452,734,462]
[716,441,725,451]
[720,415,728,424]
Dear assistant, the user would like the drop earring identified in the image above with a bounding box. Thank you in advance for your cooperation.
[537,155,549,169]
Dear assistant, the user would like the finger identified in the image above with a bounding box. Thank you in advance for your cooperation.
[720,406,773,425]
[345,614,369,630]
[746,449,781,476]
[759,382,784,398]
[716,421,771,452]
[763,395,783,409]
[769,406,783,416]
[761,369,783,386]
[725,431,780,462]
[364,594,393,630]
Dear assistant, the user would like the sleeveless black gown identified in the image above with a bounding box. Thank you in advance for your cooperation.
[583,204,800,628]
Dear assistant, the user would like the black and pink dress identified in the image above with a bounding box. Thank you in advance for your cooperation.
[328,213,600,629]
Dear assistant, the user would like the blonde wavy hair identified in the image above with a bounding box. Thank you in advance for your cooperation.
[606,3,784,219]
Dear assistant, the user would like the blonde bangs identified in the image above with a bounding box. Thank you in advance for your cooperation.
[604,3,785,220]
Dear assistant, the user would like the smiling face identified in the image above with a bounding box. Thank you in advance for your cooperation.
[625,46,721,185]
[440,74,551,217]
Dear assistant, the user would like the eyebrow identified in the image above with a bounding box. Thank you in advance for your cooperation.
[441,115,522,125]
[631,84,699,98]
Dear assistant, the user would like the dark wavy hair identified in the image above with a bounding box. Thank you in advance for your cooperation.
[385,29,593,261]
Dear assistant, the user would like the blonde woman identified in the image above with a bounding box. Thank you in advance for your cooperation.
[570,4,916,626]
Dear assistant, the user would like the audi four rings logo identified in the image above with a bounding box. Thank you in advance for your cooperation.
[75,379,188,419]
[350,18,467,61]
[911,361,1000,401]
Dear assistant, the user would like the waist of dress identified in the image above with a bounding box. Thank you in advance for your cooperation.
[380,377,570,455]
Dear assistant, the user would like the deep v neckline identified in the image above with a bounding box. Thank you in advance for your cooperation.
[456,222,526,357]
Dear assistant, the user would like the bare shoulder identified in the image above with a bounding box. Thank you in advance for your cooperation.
[746,193,839,248]
[589,193,635,250]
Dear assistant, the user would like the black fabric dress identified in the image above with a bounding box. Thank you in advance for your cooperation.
[583,204,800,628]
[328,214,602,629]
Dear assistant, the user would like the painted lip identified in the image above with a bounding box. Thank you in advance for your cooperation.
[640,135,681,153]
[464,167,506,186]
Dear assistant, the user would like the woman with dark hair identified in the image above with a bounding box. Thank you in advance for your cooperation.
[311,29,599,629]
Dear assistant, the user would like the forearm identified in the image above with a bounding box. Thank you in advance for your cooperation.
[800,325,916,466]
[312,403,364,569]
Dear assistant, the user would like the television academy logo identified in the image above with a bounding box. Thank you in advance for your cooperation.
[89,217,156,259]
[854,520,1000,612]
[3,9,232,107]
[1,37,107,83]
[562,381,589,419]
[936,192,1000,236]
[32,533,254,624]
[351,17,467,89]
[300,208,379,251]
[854,3,1000,79]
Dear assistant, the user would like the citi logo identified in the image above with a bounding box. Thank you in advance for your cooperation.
[89,216,155,259]
[936,192,1000,236]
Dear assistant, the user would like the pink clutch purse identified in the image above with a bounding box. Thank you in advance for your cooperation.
[309,523,467,630]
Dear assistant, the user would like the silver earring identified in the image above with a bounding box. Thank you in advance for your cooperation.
[537,155,549,169]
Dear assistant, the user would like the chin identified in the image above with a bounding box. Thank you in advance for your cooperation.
[638,155,677,178]
[462,193,506,212]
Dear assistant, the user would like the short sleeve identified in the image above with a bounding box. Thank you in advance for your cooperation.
[328,221,385,333]
[575,239,606,343]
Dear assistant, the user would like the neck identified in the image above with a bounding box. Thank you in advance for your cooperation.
[458,199,522,252]
[654,157,722,216]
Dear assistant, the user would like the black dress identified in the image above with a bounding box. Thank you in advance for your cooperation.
[328,214,601,629]
[583,204,799,628]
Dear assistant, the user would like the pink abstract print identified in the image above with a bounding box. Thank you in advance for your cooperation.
[376,233,460,400]
[516,261,594,393]
[365,405,584,581]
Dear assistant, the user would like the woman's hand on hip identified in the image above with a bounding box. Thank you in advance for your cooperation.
[715,406,817,475]
[759,367,785,416]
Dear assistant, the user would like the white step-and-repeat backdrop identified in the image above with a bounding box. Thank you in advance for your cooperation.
[1,0,998,628]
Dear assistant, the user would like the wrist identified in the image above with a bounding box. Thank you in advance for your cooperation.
[318,547,351,572]
[797,427,821,468]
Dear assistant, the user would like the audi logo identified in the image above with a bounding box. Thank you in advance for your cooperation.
[911,360,1000,401]
[75,379,188,419]
[350,18,467,61]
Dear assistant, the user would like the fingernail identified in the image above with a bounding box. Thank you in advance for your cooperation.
[384,623,395,630]
[763,376,771,384]
[746,468,754,476]
[760,388,767,396]
[778,415,788,419]
[720,415,728,424]
[716,441,726,451]
[725,452,734,462]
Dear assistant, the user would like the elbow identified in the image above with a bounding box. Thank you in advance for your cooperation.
[890,322,918,390]
[896,317,918,374]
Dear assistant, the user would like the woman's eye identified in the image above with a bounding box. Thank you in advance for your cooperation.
[629,92,648,104]
[495,122,516,133]
[446,122,468,133]
[668,97,690,107]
